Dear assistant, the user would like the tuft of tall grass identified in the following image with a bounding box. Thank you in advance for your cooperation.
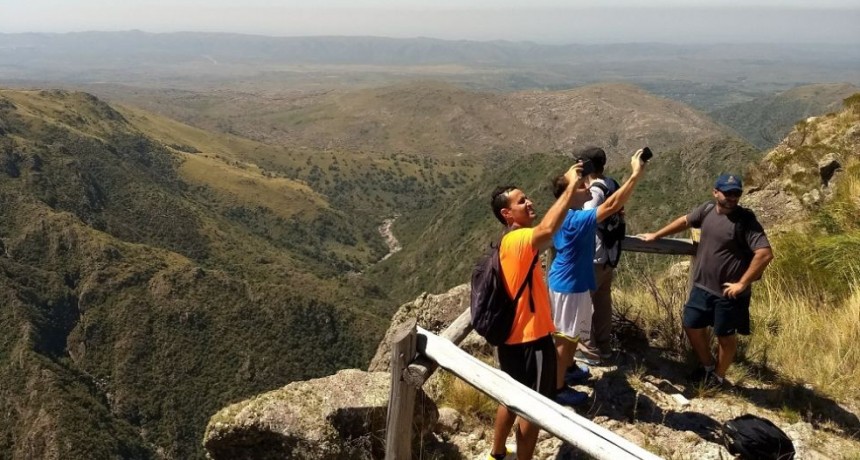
[619,263,860,401]
[615,262,689,355]
[618,233,860,402]
[744,272,860,401]
[436,370,498,422]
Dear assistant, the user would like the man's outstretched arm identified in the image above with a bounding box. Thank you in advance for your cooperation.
[639,215,690,242]
[596,149,646,223]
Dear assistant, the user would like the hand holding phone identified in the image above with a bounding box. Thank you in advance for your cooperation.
[640,147,653,163]
[576,158,595,177]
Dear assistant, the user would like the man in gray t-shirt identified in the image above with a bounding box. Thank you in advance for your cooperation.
[641,173,774,388]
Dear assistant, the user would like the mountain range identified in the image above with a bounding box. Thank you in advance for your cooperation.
[1,75,857,458]
[3,32,859,111]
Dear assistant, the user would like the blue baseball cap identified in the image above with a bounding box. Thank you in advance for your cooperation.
[715,174,743,192]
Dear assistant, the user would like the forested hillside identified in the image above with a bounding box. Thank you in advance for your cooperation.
[0,89,450,458]
[710,82,860,149]
[0,81,811,458]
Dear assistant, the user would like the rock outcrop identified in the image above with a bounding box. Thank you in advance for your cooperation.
[743,99,860,231]
[368,283,472,372]
[203,369,438,459]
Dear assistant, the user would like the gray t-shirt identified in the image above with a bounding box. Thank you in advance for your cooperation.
[687,202,771,297]
[584,177,619,265]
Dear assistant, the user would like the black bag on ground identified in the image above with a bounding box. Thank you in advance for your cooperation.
[470,239,539,346]
[723,414,796,460]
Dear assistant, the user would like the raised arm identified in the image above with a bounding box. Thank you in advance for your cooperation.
[531,163,583,250]
[596,149,646,223]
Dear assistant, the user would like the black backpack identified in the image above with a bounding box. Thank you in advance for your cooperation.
[591,178,626,267]
[470,236,539,346]
[723,414,796,460]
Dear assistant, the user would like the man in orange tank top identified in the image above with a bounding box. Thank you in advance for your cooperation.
[486,160,591,460]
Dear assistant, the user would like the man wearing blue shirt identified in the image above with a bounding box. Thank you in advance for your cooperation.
[548,149,647,406]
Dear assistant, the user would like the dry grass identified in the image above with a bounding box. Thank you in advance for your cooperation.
[615,261,690,356]
[436,370,497,422]
[618,255,860,403]
[178,152,328,218]
[744,273,860,401]
[117,103,263,162]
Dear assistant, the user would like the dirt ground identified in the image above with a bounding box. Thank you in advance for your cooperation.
[424,336,860,459]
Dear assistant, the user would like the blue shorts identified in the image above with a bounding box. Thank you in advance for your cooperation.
[683,286,751,336]
[496,334,557,398]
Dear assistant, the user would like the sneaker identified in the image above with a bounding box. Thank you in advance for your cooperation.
[687,366,709,384]
[555,388,589,406]
[574,350,601,366]
[564,363,591,385]
[487,448,512,460]
[702,370,730,391]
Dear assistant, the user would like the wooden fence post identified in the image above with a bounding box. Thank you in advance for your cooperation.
[385,318,418,460]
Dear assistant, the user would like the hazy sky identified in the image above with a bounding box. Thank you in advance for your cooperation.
[3,0,860,44]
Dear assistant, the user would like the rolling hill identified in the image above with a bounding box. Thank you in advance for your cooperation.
[0,80,763,458]
[96,81,739,161]
[344,83,760,301]
[3,32,859,112]
[710,82,860,149]
[0,88,461,458]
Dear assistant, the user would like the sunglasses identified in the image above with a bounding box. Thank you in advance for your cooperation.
[720,190,742,198]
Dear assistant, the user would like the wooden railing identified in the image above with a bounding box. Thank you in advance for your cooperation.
[385,236,695,460]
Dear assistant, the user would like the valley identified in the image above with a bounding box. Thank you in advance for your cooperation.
[1,31,858,459]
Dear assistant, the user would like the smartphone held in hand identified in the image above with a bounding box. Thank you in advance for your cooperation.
[576,158,595,176]
[640,147,653,163]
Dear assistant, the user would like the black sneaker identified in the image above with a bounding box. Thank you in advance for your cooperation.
[564,363,591,386]
[687,367,709,384]
[702,370,730,391]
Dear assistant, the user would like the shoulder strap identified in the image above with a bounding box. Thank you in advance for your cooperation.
[590,181,609,194]
[512,252,540,312]
[499,229,540,311]
[733,207,755,259]
[513,252,539,301]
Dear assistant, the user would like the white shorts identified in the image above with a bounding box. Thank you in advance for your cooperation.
[549,290,593,342]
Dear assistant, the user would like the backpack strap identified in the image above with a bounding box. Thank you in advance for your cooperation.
[703,202,756,262]
[590,181,609,195]
[589,178,620,195]
[732,207,755,261]
[512,252,540,313]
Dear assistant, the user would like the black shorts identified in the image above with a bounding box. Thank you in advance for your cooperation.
[496,334,557,398]
[683,286,751,336]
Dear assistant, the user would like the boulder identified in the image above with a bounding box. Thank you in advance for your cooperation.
[368,284,471,372]
[203,369,438,460]
[818,153,841,187]
[435,407,463,434]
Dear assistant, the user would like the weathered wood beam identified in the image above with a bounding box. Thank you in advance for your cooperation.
[404,309,473,387]
[417,326,663,460]
[622,235,696,256]
[385,318,418,460]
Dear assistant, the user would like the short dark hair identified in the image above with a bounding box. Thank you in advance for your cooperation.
[577,146,606,174]
[491,185,517,225]
[552,174,568,199]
